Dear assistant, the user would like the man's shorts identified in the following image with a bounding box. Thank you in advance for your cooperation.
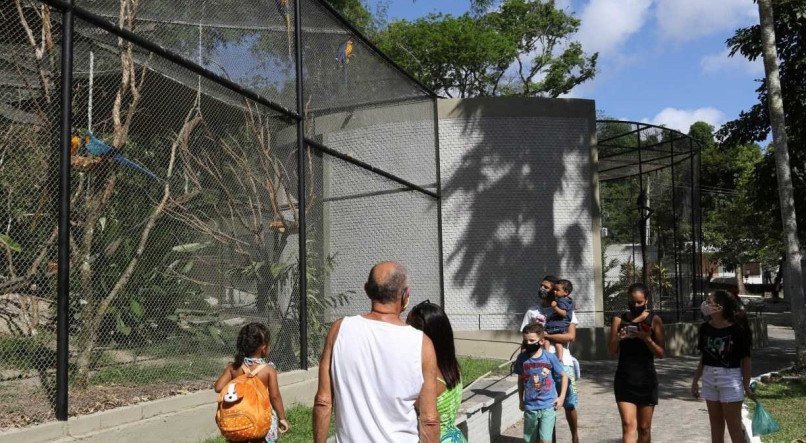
[701,365,744,403]
[553,364,578,409]
[523,408,556,442]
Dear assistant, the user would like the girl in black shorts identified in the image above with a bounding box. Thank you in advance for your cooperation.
[608,283,666,443]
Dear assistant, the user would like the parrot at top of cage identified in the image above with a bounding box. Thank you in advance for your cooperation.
[275,0,293,58]
[337,38,354,67]
[74,129,162,181]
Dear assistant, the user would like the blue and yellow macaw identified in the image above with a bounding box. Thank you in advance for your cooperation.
[336,38,354,82]
[336,38,354,67]
[74,129,162,181]
[275,0,292,58]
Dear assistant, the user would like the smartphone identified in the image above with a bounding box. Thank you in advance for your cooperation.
[626,325,638,335]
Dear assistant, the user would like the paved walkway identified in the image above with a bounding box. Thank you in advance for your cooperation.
[496,325,796,443]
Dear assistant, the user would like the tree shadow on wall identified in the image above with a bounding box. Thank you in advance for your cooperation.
[441,99,596,326]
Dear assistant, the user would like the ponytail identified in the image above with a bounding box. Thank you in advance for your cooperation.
[233,322,270,369]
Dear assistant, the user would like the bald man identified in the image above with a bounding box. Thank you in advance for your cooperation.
[313,261,440,443]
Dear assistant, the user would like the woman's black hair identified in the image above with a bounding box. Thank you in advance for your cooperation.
[233,322,270,368]
[712,290,738,325]
[627,283,649,300]
[407,302,461,390]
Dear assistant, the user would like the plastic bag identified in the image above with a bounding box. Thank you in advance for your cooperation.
[751,400,780,436]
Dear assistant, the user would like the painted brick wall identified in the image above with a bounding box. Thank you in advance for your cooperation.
[438,98,599,329]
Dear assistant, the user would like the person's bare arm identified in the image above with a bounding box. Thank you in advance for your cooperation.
[741,356,754,400]
[550,300,567,317]
[651,315,666,358]
[636,315,666,358]
[418,335,440,443]
[214,366,233,393]
[517,378,525,411]
[545,322,576,344]
[266,366,289,433]
[313,319,342,443]
[608,316,622,357]
[555,372,568,410]
[691,356,703,399]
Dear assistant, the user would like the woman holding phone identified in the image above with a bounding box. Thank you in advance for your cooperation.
[608,283,666,443]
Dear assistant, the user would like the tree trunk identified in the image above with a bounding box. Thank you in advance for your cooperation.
[757,0,805,365]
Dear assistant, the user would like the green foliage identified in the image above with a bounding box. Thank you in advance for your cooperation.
[746,374,806,443]
[0,334,56,371]
[0,234,22,253]
[458,356,508,384]
[697,122,777,267]
[375,0,596,98]
[717,0,806,243]
[325,0,378,35]
[90,360,222,385]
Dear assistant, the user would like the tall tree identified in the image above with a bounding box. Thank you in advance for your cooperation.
[375,0,596,98]
[757,0,805,363]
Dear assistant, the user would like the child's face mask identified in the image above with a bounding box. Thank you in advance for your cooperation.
[521,339,543,353]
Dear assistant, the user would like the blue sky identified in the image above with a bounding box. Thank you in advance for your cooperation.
[378,0,764,134]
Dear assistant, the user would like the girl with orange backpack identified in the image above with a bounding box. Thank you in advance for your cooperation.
[215,323,289,442]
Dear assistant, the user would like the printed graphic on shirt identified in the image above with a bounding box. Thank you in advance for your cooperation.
[703,335,734,364]
[519,360,554,402]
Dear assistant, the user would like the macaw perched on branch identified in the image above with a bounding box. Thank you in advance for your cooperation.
[75,129,162,181]
[275,0,292,58]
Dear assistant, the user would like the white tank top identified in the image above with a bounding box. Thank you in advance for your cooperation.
[332,315,424,442]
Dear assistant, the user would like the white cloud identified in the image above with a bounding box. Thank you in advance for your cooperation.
[656,0,758,42]
[643,107,726,132]
[575,0,653,55]
[701,49,764,75]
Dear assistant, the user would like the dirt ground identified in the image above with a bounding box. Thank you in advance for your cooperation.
[0,377,211,429]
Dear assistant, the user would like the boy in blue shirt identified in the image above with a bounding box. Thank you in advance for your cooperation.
[515,322,568,443]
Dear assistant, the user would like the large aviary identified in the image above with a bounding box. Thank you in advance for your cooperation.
[76,130,162,181]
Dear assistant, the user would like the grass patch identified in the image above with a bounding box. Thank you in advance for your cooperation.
[459,356,508,386]
[746,373,806,443]
[203,404,333,443]
[0,334,57,371]
[90,359,221,385]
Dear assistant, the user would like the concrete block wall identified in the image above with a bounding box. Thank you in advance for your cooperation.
[311,100,441,319]
[438,97,602,329]
[303,96,603,327]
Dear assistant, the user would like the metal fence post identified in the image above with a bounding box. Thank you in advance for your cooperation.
[670,140,681,322]
[432,99,445,308]
[635,126,648,284]
[294,0,308,370]
[697,148,704,305]
[689,138,698,320]
[57,0,74,421]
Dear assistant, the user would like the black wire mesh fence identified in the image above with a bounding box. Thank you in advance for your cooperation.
[597,120,703,324]
[0,0,439,425]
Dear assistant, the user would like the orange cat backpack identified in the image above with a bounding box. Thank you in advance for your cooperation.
[215,364,272,441]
